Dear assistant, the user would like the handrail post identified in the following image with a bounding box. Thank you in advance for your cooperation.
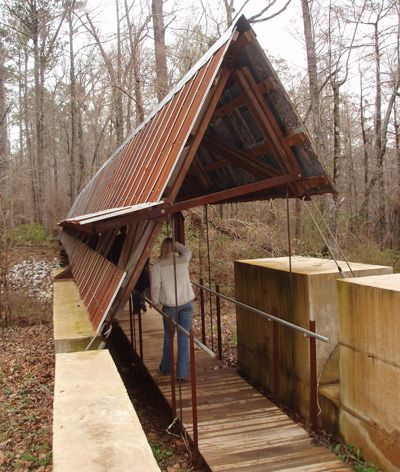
[309,320,318,432]
[189,330,199,462]
[138,307,143,364]
[169,316,177,417]
[129,294,134,348]
[200,277,206,344]
[272,317,280,405]
[216,284,222,360]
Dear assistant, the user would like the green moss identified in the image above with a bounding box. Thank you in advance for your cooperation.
[10,223,49,244]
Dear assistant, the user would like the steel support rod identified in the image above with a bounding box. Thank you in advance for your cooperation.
[192,282,329,343]
[272,319,280,404]
[129,294,134,348]
[189,331,199,460]
[309,320,318,432]
[138,308,143,363]
[199,277,206,345]
[216,285,222,360]
[132,297,137,351]
[169,316,177,417]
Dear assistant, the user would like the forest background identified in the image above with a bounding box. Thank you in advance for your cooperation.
[1,0,400,291]
[0,2,399,468]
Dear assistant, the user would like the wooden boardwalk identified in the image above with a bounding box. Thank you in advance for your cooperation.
[118,308,350,471]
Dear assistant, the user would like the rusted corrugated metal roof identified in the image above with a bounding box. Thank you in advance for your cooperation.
[59,232,126,334]
[60,16,334,332]
[65,201,163,226]
[68,26,235,219]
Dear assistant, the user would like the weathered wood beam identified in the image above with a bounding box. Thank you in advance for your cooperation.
[233,67,302,176]
[218,175,334,204]
[166,68,232,202]
[173,212,185,244]
[93,172,302,233]
[202,134,279,178]
[212,77,277,121]
[203,158,230,171]
[190,155,213,191]
[246,141,274,158]
[230,30,256,55]
[286,131,307,147]
[246,132,307,158]
[60,221,95,233]
[111,220,163,319]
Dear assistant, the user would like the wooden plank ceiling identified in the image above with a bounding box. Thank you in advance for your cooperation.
[59,15,334,332]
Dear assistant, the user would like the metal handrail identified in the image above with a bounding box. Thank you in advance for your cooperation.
[192,282,329,343]
[144,296,216,357]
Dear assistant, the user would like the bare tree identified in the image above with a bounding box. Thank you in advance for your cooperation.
[152,0,169,102]
[358,0,400,241]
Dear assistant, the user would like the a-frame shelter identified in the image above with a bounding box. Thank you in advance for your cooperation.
[59,15,334,336]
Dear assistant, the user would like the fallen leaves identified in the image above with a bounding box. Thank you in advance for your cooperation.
[0,323,54,471]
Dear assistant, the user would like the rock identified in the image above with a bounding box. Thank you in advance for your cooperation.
[8,258,59,302]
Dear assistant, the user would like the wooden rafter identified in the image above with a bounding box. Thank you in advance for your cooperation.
[190,155,213,191]
[204,158,231,171]
[112,220,163,317]
[202,134,279,178]
[286,132,307,147]
[247,142,274,158]
[233,67,302,176]
[166,68,232,202]
[212,77,277,122]
[92,172,302,233]
[229,29,256,55]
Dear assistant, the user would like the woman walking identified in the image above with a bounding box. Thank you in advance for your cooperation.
[151,237,195,380]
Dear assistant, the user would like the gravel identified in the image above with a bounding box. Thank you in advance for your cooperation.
[7,258,59,301]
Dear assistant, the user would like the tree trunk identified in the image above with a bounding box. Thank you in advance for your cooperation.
[373,23,385,242]
[115,0,124,145]
[33,27,44,225]
[0,36,11,223]
[359,72,370,226]
[300,0,323,155]
[390,104,400,248]
[68,2,77,203]
[152,0,169,102]
[223,0,234,26]
[124,0,145,126]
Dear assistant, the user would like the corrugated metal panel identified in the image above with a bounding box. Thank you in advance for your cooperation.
[67,30,235,219]
[64,201,163,226]
[60,232,126,334]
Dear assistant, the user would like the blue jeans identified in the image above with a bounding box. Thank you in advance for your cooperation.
[160,302,193,379]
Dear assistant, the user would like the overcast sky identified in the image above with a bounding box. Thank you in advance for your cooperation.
[85,0,307,71]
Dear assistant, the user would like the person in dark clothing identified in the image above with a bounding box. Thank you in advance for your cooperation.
[88,233,100,250]
[107,226,127,265]
[132,259,150,312]
[108,226,150,313]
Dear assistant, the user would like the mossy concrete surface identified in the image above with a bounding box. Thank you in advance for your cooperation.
[53,350,161,472]
[235,256,392,432]
[53,279,100,353]
[338,274,400,472]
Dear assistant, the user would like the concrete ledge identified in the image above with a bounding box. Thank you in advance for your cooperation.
[53,349,160,472]
[53,279,100,353]
[338,274,400,472]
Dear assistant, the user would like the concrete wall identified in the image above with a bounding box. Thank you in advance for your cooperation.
[53,278,100,353]
[235,256,392,431]
[338,274,400,472]
[53,350,160,471]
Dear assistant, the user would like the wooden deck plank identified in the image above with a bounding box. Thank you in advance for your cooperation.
[118,309,349,471]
